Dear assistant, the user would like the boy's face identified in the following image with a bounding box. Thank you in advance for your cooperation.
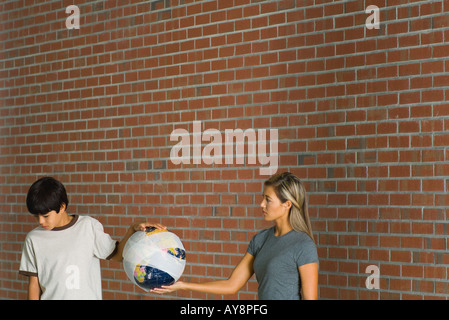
[35,205,67,230]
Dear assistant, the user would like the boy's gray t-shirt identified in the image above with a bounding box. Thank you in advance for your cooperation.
[247,227,319,300]
[19,215,117,300]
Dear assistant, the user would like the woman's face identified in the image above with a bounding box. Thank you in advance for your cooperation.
[260,186,290,222]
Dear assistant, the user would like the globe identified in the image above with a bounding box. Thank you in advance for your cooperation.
[123,227,186,291]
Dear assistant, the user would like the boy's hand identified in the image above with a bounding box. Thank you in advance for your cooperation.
[131,222,166,232]
[110,222,167,262]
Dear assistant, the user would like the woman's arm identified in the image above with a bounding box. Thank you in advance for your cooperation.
[153,252,255,295]
[28,275,41,300]
[299,262,319,300]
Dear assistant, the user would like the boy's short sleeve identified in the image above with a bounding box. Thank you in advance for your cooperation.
[91,218,118,260]
[19,235,38,277]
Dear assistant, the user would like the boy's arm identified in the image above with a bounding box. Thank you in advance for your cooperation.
[28,275,41,300]
[109,222,166,262]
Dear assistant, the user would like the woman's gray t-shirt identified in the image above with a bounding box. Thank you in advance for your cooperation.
[247,227,319,300]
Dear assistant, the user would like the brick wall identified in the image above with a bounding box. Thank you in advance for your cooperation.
[1,0,449,300]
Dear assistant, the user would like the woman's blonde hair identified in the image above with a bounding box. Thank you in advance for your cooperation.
[264,172,314,241]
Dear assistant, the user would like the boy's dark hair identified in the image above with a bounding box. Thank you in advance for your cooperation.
[26,177,69,215]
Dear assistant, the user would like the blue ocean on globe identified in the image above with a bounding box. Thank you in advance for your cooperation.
[134,264,175,290]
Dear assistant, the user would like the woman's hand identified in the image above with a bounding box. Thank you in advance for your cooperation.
[151,281,186,294]
[151,253,255,296]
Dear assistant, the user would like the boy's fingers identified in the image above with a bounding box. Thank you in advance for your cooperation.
[138,222,167,231]
[148,222,166,229]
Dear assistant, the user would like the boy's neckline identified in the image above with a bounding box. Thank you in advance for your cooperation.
[51,215,78,231]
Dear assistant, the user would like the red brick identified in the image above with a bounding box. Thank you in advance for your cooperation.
[4,0,449,301]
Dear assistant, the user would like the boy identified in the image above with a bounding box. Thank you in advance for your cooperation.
[18,176,165,300]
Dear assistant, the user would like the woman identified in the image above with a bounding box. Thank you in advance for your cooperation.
[153,172,319,300]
